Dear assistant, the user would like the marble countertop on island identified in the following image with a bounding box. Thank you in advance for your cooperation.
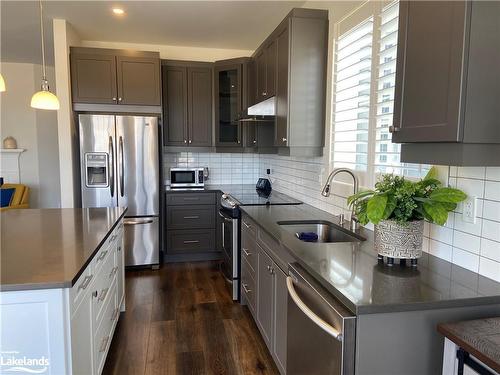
[0,207,127,292]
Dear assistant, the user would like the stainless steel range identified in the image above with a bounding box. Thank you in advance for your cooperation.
[219,183,302,300]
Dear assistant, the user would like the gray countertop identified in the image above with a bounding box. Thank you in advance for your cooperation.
[0,207,127,292]
[240,204,500,315]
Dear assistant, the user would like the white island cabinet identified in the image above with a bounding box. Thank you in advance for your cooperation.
[0,217,125,375]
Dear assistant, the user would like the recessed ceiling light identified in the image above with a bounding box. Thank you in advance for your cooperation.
[112,8,125,15]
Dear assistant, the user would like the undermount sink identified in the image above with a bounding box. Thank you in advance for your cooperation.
[277,220,365,243]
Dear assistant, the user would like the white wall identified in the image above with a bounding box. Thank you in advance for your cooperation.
[80,40,253,62]
[54,19,81,208]
[0,62,61,208]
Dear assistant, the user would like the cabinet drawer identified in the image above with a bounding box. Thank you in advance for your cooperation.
[167,229,216,253]
[94,229,119,275]
[241,228,257,276]
[241,259,256,315]
[167,205,215,229]
[166,193,216,206]
[241,214,257,236]
[70,262,94,314]
[92,246,116,326]
[93,279,118,375]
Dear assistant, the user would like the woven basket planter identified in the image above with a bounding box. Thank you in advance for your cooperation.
[374,219,424,259]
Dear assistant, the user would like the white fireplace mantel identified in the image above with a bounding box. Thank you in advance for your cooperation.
[0,149,26,183]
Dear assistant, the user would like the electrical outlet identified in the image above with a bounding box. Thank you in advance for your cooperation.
[462,196,477,224]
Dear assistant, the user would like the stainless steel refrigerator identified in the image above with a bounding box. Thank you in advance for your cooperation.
[79,114,160,267]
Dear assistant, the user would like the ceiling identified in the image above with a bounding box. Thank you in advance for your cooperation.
[1,1,315,65]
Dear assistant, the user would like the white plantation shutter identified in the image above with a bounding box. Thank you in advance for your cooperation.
[374,1,429,178]
[331,1,428,185]
[332,17,374,172]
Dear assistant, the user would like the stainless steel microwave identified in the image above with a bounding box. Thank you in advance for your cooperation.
[170,168,205,188]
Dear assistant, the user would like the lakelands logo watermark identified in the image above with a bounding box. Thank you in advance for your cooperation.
[0,351,49,374]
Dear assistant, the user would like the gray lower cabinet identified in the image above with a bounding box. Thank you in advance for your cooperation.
[393,1,500,165]
[241,214,287,374]
[257,246,274,348]
[165,192,221,259]
[162,61,213,147]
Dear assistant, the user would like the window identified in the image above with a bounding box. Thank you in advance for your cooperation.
[331,1,429,186]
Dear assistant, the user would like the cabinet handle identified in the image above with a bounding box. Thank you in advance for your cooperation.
[262,92,267,96]
[92,290,98,298]
[78,275,93,291]
[243,221,252,229]
[183,240,200,244]
[282,137,287,143]
[242,283,252,293]
[389,126,399,133]
[237,140,241,144]
[188,139,192,144]
[109,266,118,278]
[99,336,110,353]
[117,245,122,252]
[111,308,120,321]
[253,140,257,144]
[242,248,252,256]
[112,97,117,101]
[183,216,200,219]
[97,250,108,262]
[118,97,122,102]
[183,197,199,201]
[98,287,109,302]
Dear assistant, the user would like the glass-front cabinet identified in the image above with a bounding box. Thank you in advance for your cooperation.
[215,63,242,147]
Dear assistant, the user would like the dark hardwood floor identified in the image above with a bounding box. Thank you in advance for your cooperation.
[103,261,279,375]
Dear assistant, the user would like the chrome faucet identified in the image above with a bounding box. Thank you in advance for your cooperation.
[321,168,360,231]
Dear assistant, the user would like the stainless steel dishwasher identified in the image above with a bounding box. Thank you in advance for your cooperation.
[287,263,356,375]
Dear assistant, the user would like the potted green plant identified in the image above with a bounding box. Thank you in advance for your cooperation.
[348,167,466,264]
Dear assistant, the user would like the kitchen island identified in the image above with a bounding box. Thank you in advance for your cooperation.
[0,208,126,375]
[239,203,500,375]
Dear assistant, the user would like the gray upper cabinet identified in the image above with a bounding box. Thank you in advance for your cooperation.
[70,47,161,107]
[162,61,213,148]
[116,56,161,105]
[214,59,247,148]
[187,67,213,147]
[250,9,328,156]
[394,1,500,165]
[70,53,117,104]
[162,65,188,146]
[255,40,276,101]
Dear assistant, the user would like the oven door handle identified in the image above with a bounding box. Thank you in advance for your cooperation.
[286,276,343,342]
[218,210,233,222]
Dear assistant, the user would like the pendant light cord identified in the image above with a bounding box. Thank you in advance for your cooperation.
[39,0,47,81]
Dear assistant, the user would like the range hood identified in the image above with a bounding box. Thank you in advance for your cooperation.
[238,96,275,122]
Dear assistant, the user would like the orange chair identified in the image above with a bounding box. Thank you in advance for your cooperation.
[0,184,30,211]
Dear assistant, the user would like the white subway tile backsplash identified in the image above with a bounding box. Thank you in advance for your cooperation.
[453,231,481,255]
[457,167,486,180]
[164,153,500,282]
[485,181,500,201]
[482,219,500,242]
[486,167,500,181]
[479,257,500,282]
[452,248,479,273]
[430,240,453,262]
[480,238,500,263]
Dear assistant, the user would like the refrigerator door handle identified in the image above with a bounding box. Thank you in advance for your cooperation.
[119,136,124,197]
[124,218,154,225]
[108,136,115,197]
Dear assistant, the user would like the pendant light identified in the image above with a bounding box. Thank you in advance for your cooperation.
[0,74,5,92]
[31,0,59,110]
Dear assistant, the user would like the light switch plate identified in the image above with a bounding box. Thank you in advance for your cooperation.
[462,196,477,224]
